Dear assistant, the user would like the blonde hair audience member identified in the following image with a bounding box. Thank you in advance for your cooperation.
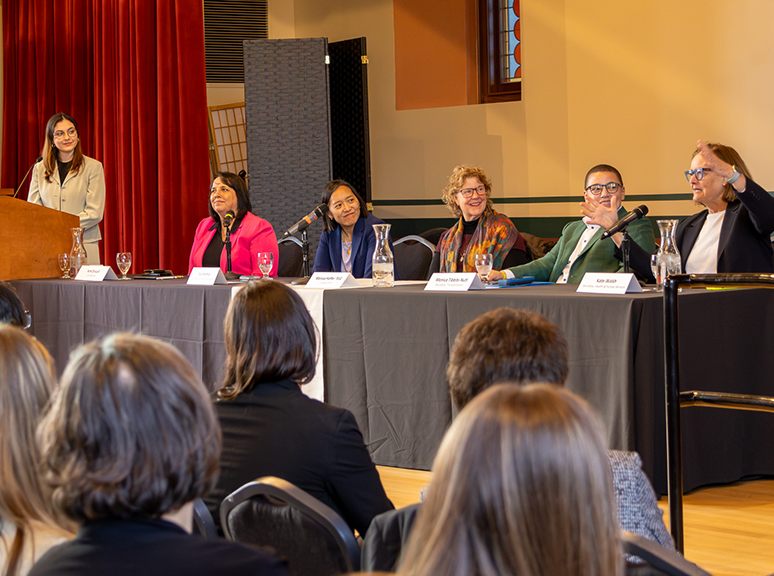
[399,384,622,576]
[0,326,72,576]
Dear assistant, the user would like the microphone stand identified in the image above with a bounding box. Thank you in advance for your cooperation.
[224,225,240,280]
[620,229,631,274]
[290,229,312,286]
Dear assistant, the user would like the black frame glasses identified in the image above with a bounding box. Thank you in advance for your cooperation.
[585,182,623,195]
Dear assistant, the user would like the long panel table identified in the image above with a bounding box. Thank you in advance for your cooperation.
[322,283,774,494]
[12,278,774,494]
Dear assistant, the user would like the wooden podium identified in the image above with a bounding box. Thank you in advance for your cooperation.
[0,195,80,280]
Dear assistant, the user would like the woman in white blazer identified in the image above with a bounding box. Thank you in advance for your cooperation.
[28,113,105,264]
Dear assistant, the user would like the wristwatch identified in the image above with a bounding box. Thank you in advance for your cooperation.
[725,166,741,185]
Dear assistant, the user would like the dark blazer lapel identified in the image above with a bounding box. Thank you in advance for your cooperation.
[716,201,740,263]
[350,218,366,263]
[678,212,707,266]
[329,226,343,272]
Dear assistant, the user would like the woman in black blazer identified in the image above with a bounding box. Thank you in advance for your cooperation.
[206,280,393,535]
[629,140,774,280]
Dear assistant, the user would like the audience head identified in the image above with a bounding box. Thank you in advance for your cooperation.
[0,282,30,328]
[690,142,751,204]
[320,179,368,232]
[401,384,621,576]
[208,171,252,223]
[441,165,494,221]
[37,333,221,523]
[447,307,568,409]
[0,326,61,575]
[219,279,317,399]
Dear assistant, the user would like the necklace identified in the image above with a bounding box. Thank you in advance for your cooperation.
[343,240,352,255]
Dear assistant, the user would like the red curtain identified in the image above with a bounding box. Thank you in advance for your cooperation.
[2,0,210,274]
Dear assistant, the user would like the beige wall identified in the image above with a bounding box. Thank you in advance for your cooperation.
[290,0,774,224]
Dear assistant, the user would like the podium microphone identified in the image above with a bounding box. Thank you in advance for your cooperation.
[282,205,325,238]
[600,205,649,239]
[12,157,43,198]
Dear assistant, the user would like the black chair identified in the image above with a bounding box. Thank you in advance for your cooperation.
[501,246,529,267]
[418,227,447,246]
[192,498,218,538]
[393,235,435,281]
[220,476,360,576]
[663,273,774,553]
[623,531,712,576]
[278,236,304,277]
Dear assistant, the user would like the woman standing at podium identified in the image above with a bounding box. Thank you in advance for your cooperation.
[27,113,105,264]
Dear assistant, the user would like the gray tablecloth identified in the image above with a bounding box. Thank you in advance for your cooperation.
[322,283,774,494]
[11,278,232,390]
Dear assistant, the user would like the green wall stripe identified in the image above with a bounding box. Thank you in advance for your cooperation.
[372,193,694,207]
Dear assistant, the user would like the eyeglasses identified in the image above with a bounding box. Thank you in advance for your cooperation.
[685,168,711,181]
[53,128,78,140]
[456,185,486,199]
[22,310,31,330]
[585,182,623,195]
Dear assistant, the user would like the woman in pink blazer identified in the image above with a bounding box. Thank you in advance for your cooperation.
[188,172,279,277]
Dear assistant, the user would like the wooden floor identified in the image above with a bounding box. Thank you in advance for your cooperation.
[376,466,774,576]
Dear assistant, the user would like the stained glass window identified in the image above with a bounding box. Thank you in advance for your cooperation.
[500,0,521,83]
[479,0,521,102]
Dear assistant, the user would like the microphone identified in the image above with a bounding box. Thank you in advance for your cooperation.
[282,205,326,238]
[600,205,649,239]
[12,156,43,198]
[222,210,235,229]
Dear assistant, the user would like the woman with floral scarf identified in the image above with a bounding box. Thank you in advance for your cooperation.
[436,165,525,273]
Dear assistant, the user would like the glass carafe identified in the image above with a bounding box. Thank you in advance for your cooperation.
[371,224,395,287]
[69,227,88,277]
[653,220,681,290]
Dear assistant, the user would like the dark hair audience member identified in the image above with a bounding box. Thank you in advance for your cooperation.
[446,307,568,409]
[0,326,72,576]
[206,279,393,535]
[399,384,622,576]
[30,332,289,576]
[0,283,30,328]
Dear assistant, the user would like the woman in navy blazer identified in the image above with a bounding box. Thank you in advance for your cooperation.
[629,140,774,281]
[313,180,393,278]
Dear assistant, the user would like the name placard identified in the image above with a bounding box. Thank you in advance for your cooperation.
[425,273,486,291]
[306,272,361,289]
[576,273,643,295]
[75,266,119,281]
[187,268,228,285]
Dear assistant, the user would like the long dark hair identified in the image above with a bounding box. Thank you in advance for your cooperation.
[320,179,368,232]
[218,280,317,399]
[41,112,84,183]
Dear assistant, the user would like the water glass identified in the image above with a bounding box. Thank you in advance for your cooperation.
[650,253,662,291]
[116,253,132,280]
[58,253,71,279]
[257,252,273,278]
[474,253,493,282]
[70,253,87,278]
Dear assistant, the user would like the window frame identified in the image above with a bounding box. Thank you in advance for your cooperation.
[478,0,522,103]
